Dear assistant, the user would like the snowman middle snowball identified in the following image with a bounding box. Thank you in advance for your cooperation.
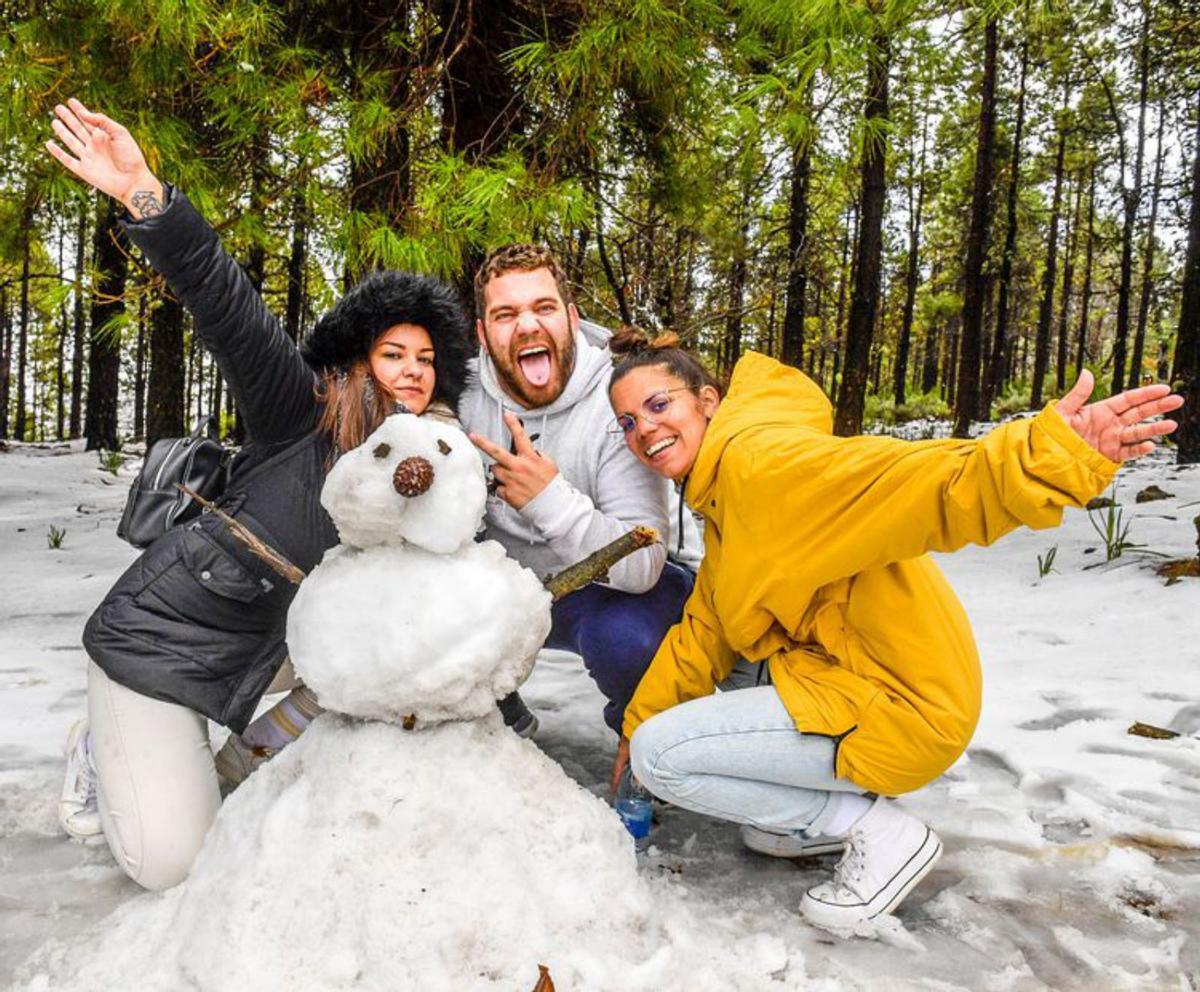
[287,414,552,726]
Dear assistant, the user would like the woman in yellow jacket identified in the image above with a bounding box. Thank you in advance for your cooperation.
[606,332,1182,930]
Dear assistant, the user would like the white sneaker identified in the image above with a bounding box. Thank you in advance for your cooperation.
[59,718,102,841]
[741,824,845,858]
[799,798,941,928]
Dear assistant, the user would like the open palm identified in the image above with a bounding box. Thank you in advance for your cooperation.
[45,98,155,204]
[1055,369,1183,463]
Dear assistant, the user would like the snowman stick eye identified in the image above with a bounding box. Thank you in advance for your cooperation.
[373,443,391,459]
[437,439,452,455]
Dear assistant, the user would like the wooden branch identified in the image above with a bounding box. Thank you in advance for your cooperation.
[542,527,659,602]
[177,484,306,585]
[531,965,555,992]
[1128,722,1180,740]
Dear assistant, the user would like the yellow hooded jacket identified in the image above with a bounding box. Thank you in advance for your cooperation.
[623,353,1119,796]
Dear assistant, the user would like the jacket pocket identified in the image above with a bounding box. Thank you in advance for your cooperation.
[181,526,269,603]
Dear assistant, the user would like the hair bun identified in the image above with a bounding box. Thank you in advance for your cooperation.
[610,325,679,357]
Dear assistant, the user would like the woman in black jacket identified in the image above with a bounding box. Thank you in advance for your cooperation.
[47,98,476,889]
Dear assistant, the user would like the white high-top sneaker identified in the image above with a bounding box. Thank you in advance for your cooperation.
[741,824,845,858]
[799,797,941,928]
[58,718,103,841]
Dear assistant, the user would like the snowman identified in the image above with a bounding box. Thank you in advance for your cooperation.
[24,415,800,992]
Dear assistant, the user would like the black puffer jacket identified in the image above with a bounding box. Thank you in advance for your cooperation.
[82,189,471,731]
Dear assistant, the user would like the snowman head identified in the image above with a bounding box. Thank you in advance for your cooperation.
[321,414,486,553]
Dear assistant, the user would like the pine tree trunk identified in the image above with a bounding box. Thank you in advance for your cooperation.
[984,35,1029,415]
[896,110,928,405]
[0,288,9,438]
[723,203,750,375]
[54,228,67,440]
[285,184,308,342]
[338,1,417,286]
[781,134,812,369]
[84,198,126,451]
[69,200,88,439]
[835,31,890,436]
[145,287,186,447]
[1130,102,1166,388]
[17,209,32,441]
[1056,171,1084,393]
[1112,0,1151,395]
[1032,119,1067,408]
[1173,91,1200,463]
[133,297,147,440]
[953,18,998,437]
[1076,164,1097,378]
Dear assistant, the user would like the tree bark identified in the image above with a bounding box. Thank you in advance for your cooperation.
[1130,101,1166,387]
[953,18,998,437]
[0,288,9,438]
[1032,115,1068,407]
[835,31,890,436]
[16,205,32,441]
[284,184,308,342]
[1076,164,1097,378]
[84,198,126,452]
[984,35,1029,414]
[69,200,88,439]
[780,133,812,369]
[895,106,928,405]
[344,0,416,284]
[1056,169,1084,393]
[1173,90,1200,463]
[1111,0,1152,395]
[133,296,147,440]
[145,287,186,447]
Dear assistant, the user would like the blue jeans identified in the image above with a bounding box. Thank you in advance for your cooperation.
[548,562,693,733]
[629,684,866,834]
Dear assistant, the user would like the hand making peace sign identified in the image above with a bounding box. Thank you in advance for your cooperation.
[1054,370,1183,463]
[470,412,560,509]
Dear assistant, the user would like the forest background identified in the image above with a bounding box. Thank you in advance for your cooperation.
[1,0,1199,459]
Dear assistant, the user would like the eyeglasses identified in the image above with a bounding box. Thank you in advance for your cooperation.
[609,388,692,435]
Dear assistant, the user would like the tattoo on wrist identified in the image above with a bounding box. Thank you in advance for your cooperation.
[130,190,164,218]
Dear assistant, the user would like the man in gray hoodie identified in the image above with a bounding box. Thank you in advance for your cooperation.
[461,244,693,736]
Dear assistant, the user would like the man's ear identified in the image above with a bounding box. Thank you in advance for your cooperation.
[475,318,487,347]
[567,302,580,332]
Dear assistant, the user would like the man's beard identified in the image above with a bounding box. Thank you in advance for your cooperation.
[489,329,577,408]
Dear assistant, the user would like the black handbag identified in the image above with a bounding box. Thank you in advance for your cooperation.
[117,416,232,548]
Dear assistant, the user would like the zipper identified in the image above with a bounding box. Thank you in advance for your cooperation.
[152,436,188,491]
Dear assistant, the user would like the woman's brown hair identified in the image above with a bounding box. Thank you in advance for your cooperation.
[609,326,724,397]
[316,362,397,460]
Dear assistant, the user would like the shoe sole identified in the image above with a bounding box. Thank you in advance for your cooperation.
[800,828,943,928]
[742,832,845,858]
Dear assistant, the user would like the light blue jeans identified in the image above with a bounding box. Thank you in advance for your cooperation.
[629,684,866,836]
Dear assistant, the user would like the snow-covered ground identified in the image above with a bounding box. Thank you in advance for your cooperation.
[1,433,1198,990]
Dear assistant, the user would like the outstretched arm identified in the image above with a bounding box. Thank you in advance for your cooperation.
[1054,369,1182,462]
[46,99,320,444]
[46,98,165,219]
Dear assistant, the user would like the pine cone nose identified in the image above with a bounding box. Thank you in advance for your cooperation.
[392,456,435,497]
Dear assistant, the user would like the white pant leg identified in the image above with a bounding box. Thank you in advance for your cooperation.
[87,660,221,891]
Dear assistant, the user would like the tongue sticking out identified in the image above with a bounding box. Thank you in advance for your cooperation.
[518,351,552,387]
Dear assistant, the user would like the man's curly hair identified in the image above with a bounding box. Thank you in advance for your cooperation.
[473,243,573,318]
[301,270,474,412]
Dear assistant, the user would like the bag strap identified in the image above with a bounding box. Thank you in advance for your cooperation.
[190,415,218,441]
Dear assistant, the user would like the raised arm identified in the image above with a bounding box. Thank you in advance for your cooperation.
[46,99,320,444]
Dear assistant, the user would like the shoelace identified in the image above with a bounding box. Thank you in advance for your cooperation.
[830,833,867,895]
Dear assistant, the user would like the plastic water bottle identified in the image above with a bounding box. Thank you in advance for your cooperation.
[615,767,654,852]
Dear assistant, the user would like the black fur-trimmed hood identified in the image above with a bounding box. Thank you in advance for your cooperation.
[300,271,474,413]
